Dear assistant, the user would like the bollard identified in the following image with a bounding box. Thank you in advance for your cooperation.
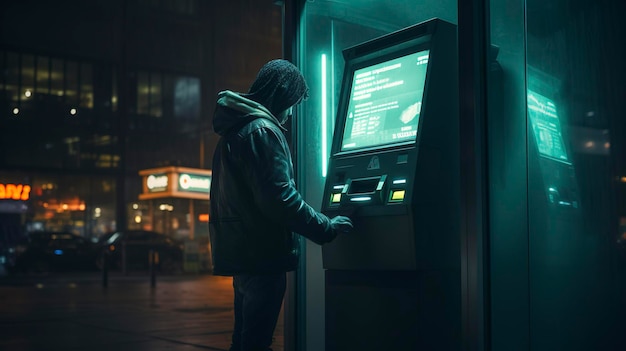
[102,250,108,288]
[122,241,127,276]
[149,249,156,288]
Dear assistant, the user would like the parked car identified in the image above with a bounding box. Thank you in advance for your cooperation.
[97,230,184,274]
[7,231,99,274]
[1,227,23,274]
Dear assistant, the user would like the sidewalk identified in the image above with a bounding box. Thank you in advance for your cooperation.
[0,272,285,351]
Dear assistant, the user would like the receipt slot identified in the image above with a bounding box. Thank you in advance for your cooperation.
[321,19,460,350]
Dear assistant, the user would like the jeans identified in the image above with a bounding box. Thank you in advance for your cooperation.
[229,273,287,351]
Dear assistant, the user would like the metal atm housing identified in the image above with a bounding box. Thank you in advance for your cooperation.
[321,18,460,350]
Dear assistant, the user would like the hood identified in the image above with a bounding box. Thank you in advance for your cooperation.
[245,59,309,117]
[212,90,286,136]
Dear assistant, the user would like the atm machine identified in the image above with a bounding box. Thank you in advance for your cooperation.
[321,18,460,350]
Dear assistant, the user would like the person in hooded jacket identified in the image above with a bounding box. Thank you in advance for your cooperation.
[209,59,353,351]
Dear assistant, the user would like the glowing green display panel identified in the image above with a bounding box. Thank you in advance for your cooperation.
[527,90,569,163]
[340,50,430,152]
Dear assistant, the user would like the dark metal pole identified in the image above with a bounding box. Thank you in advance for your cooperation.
[116,0,129,239]
[279,2,306,350]
[458,0,490,350]
[102,250,108,288]
[122,241,127,276]
[150,249,157,288]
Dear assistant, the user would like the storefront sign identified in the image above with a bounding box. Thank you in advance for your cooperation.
[139,167,212,200]
[0,183,31,200]
[178,173,211,193]
[146,174,168,192]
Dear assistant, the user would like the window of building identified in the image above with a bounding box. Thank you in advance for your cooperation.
[21,54,35,105]
[6,52,19,105]
[65,61,79,109]
[137,71,150,115]
[136,70,164,117]
[0,51,119,171]
[50,58,64,99]
[80,63,93,109]
[150,72,163,117]
[174,76,200,120]
[1,52,106,115]
[112,67,118,112]
[134,70,199,120]
[36,56,50,95]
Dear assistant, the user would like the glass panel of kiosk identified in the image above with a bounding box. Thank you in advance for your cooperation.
[527,90,570,164]
[527,66,580,211]
[321,18,459,271]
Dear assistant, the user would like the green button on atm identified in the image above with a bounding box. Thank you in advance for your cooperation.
[330,192,342,204]
[388,178,407,203]
[389,189,406,202]
[329,184,346,206]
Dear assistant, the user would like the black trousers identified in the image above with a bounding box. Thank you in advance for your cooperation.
[230,273,287,351]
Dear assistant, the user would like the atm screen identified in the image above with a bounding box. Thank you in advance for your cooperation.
[527,90,569,163]
[340,50,430,152]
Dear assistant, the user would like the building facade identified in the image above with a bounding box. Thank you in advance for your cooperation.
[0,0,282,244]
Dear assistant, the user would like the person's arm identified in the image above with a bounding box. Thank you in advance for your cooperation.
[241,126,340,245]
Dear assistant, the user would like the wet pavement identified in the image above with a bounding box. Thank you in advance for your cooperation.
[0,272,285,351]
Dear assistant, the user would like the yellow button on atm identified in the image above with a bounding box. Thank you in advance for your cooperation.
[331,193,342,204]
[389,189,405,202]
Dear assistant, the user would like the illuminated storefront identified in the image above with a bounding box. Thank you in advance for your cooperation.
[134,166,212,272]
[0,172,117,239]
[135,166,211,241]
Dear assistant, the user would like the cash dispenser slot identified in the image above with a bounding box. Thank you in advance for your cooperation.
[343,175,386,204]
[348,177,380,194]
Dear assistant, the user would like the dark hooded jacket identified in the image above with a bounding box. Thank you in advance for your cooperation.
[209,78,337,275]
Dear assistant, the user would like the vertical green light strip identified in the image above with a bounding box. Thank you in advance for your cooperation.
[331,20,335,133]
[321,53,328,177]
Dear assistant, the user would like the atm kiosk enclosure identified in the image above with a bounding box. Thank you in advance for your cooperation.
[321,18,460,350]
